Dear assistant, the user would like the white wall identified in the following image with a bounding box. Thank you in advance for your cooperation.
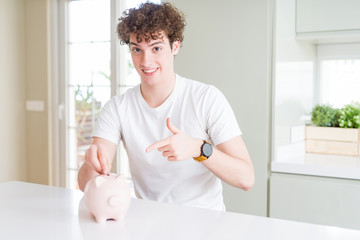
[169,0,272,216]
[0,0,27,182]
[273,0,316,160]
[24,0,50,185]
[0,0,51,185]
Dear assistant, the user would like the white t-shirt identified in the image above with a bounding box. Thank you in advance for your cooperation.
[92,74,242,211]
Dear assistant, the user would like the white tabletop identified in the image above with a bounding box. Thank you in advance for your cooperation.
[1,181,360,240]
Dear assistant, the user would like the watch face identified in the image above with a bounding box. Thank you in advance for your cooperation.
[202,142,213,157]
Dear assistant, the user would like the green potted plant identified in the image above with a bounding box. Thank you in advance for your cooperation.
[306,103,360,156]
[339,103,360,128]
[310,104,340,127]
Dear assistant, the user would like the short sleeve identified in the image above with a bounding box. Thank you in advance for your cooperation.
[204,86,242,146]
[91,97,121,145]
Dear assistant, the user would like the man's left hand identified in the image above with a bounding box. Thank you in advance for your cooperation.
[146,118,202,161]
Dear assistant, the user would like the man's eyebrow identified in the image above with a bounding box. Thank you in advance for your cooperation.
[129,41,165,47]
[149,41,165,46]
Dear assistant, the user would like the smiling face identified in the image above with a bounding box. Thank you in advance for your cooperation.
[129,32,180,87]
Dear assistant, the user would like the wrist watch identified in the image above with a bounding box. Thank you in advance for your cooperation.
[193,140,213,162]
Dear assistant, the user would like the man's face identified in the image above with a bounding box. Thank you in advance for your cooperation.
[129,32,180,86]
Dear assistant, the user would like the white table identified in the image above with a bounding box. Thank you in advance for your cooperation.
[1,181,360,240]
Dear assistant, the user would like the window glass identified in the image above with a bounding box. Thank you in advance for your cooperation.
[69,0,110,42]
[320,59,360,108]
[67,0,111,189]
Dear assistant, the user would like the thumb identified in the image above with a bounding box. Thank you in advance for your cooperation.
[166,117,181,135]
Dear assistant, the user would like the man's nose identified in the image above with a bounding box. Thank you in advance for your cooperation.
[141,51,153,66]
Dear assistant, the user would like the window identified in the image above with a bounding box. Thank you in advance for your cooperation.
[61,0,160,189]
[318,44,360,108]
[65,0,112,189]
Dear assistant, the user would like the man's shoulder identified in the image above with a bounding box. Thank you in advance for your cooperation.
[101,85,139,114]
[176,75,227,108]
[177,74,217,95]
[112,85,138,102]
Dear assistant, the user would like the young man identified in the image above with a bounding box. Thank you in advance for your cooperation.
[78,2,254,211]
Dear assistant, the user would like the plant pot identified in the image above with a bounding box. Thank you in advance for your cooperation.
[305,125,360,156]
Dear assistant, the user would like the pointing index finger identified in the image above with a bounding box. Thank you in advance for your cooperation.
[146,138,170,153]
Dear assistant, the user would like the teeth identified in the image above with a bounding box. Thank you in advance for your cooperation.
[143,68,157,73]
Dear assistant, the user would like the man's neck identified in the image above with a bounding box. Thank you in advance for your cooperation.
[140,74,176,108]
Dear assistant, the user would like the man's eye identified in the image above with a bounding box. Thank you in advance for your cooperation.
[132,48,141,53]
[154,47,161,52]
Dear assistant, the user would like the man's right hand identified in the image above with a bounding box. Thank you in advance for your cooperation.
[78,137,117,191]
[85,144,110,175]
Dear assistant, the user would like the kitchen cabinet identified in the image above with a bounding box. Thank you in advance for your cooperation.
[296,0,360,40]
[270,173,360,230]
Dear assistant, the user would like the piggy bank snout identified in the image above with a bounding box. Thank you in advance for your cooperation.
[108,195,122,207]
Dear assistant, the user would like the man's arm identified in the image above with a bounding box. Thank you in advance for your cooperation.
[146,118,255,190]
[77,137,117,191]
[202,136,254,190]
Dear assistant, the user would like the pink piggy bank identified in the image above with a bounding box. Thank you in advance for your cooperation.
[83,174,131,223]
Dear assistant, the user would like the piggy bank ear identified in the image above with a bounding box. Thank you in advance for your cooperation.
[94,175,107,187]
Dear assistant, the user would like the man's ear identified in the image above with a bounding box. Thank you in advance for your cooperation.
[172,40,181,55]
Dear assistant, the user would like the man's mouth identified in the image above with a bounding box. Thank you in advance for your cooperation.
[142,68,159,74]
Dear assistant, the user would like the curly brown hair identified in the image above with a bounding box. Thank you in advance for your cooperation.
[117,2,186,46]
